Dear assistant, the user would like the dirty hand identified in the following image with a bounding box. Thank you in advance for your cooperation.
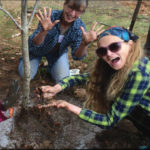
[37,100,68,109]
[36,7,59,32]
[35,84,62,99]
[37,99,82,115]
[80,22,104,46]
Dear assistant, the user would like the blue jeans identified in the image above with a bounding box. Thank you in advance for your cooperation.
[18,52,70,82]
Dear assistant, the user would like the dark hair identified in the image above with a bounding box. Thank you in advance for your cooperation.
[64,0,88,11]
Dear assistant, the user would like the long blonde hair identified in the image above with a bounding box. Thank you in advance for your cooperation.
[84,39,143,113]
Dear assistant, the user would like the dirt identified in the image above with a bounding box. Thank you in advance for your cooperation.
[0,88,149,149]
[0,58,149,149]
[121,1,150,16]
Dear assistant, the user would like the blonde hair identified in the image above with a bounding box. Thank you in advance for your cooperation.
[84,39,143,113]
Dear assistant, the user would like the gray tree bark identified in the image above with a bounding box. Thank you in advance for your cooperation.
[0,0,39,108]
[0,0,2,7]
[21,0,31,108]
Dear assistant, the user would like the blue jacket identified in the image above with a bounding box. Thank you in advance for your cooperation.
[28,10,86,65]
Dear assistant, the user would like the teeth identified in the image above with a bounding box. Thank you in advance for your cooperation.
[67,14,74,19]
[68,16,73,19]
[111,58,116,61]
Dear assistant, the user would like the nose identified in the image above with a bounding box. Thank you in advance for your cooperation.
[106,49,113,56]
[70,9,76,17]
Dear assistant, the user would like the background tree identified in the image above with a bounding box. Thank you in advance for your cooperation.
[0,0,39,108]
[144,25,150,54]
[129,0,142,31]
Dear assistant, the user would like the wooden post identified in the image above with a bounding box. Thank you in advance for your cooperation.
[144,25,150,55]
[129,0,142,31]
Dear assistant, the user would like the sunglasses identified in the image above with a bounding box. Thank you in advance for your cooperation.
[96,41,123,57]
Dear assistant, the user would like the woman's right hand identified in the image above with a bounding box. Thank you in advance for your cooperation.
[36,7,59,32]
[80,22,104,46]
[35,84,62,99]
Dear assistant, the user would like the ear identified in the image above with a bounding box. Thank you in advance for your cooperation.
[128,40,133,46]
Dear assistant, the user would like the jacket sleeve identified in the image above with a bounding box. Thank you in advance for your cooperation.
[79,71,149,129]
[28,10,57,57]
[28,23,46,57]
[70,23,87,60]
[58,73,89,90]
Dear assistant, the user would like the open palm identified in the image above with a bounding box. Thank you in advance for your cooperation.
[80,22,104,45]
[36,7,59,32]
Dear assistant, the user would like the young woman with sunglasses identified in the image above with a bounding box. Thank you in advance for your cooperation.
[36,26,150,149]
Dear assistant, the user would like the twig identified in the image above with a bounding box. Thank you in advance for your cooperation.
[98,22,111,27]
[0,6,22,30]
[27,0,39,28]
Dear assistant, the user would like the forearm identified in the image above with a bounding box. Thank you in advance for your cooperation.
[54,84,63,94]
[33,30,48,45]
[58,73,89,90]
[66,103,82,115]
[74,41,88,58]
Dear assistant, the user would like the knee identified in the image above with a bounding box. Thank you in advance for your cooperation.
[18,60,24,78]
[17,59,38,80]
[52,71,70,83]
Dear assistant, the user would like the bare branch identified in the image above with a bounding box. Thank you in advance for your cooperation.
[0,6,22,30]
[0,0,2,7]
[27,0,39,28]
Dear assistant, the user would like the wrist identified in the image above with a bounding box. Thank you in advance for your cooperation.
[66,103,82,115]
[54,84,62,93]
[40,30,48,35]
[81,40,89,47]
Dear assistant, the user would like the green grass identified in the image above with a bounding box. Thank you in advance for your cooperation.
[0,1,149,67]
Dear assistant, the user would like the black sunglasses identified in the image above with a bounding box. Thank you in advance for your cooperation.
[96,41,123,57]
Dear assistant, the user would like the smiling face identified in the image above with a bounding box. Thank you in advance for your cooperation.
[97,35,132,70]
[62,0,85,24]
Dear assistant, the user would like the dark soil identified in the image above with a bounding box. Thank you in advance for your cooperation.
[0,34,149,150]
[0,86,149,149]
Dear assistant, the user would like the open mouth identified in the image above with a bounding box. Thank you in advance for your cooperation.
[66,14,75,20]
[111,57,120,64]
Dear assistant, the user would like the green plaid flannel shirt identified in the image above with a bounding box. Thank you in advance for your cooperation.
[58,57,150,129]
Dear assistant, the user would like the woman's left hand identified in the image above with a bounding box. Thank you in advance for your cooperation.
[80,22,104,46]
[37,100,68,109]
[37,99,82,115]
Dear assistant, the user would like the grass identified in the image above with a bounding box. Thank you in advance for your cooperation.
[0,0,150,66]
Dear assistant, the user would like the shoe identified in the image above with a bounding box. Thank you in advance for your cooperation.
[139,145,148,150]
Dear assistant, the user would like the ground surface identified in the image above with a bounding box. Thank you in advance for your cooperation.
[0,0,150,149]
[0,38,149,149]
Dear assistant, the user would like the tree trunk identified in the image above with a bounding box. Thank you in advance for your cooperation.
[129,0,142,31]
[21,0,31,108]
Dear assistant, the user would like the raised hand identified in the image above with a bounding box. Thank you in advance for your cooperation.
[36,7,60,32]
[80,22,105,45]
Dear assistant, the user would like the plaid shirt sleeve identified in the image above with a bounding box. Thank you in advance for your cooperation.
[79,70,150,129]
[58,73,89,90]
[70,23,86,60]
